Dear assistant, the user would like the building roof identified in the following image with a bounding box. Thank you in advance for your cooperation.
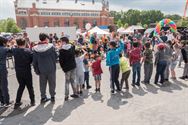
[16,0,103,11]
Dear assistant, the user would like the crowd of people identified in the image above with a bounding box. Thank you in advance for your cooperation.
[0,29,188,110]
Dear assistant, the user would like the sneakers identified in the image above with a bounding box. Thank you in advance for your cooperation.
[51,97,55,104]
[111,90,115,94]
[64,96,69,101]
[4,102,13,108]
[40,97,50,104]
[30,101,35,106]
[95,88,101,93]
[87,86,92,89]
[14,102,23,109]
[179,76,187,80]
[70,94,79,98]
[0,103,4,108]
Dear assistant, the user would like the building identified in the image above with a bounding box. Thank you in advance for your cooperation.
[14,0,114,29]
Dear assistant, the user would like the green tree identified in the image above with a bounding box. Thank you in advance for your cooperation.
[117,19,123,28]
[0,18,21,33]
[164,14,182,21]
[11,25,21,33]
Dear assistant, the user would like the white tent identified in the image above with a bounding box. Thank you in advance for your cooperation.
[88,26,110,35]
[122,25,145,34]
[117,27,125,33]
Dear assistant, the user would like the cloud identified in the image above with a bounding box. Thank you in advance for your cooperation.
[0,0,186,20]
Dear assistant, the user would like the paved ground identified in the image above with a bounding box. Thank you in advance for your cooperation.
[0,61,188,125]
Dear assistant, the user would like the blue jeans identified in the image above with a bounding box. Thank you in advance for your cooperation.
[155,61,167,84]
[132,62,141,85]
[0,69,10,104]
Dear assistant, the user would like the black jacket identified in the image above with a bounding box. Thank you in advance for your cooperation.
[12,48,33,72]
[59,44,76,72]
[181,45,188,63]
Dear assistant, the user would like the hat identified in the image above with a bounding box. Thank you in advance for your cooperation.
[157,43,165,50]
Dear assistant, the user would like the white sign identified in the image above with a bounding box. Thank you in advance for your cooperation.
[26,27,76,42]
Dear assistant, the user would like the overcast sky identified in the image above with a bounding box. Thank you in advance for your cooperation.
[0,0,187,20]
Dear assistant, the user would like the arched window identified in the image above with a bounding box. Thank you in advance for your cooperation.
[64,18,70,27]
[93,19,97,27]
[54,19,60,27]
[83,20,88,28]
[74,19,79,29]
[19,18,27,29]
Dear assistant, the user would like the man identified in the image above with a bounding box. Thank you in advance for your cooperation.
[33,33,57,104]
[59,37,78,101]
[180,41,188,80]
[0,36,11,107]
[12,38,35,109]
[164,40,173,82]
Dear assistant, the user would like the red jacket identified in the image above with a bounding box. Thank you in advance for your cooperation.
[129,47,142,65]
[92,59,103,75]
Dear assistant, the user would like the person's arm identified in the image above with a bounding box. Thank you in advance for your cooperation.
[116,41,124,54]
[32,52,40,75]
[154,51,159,66]
[106,51,111,66]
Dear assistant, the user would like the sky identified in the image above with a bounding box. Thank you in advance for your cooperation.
[0,0,187,20]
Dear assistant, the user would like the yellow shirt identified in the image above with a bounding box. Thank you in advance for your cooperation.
[120,57,131,73]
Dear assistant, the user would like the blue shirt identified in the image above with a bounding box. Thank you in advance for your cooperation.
[106,41,124,67]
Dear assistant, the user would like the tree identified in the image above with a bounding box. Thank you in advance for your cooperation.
[117,19,123,28]
[11,25,21,33]
[0,18,21,33]
[164,14,182,21]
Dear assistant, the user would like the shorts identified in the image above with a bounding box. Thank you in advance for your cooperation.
[170,61,177,70]
[76,75,84,85]
[94,74,101,81]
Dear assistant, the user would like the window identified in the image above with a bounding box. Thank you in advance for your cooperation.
[19,18,27,29]
[93,19,97,27]
[64,19,70,27]
[54,20,60,27]
[74,19,79,29]
[83,20,88,28]
[44,21,49,27]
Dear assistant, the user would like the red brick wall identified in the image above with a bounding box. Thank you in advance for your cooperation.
[16,8,114,29]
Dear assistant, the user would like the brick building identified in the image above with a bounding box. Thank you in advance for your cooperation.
[14,0,114,29]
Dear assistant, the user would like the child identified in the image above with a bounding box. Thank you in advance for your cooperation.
[75,49,86,95]
[129,42,142,87]
[106,40,124,94]
[119,53,131,90]
[92,55,103,93]
[12,38,35,109]
[154,43,167,84]
[83,53,92,89]
[0,37,11,107]
[142,42,153,84]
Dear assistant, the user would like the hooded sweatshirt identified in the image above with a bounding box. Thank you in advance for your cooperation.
[32,43,57,75]
[59,44,76,72]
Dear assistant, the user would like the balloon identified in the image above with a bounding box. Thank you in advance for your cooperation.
[154,19,177,36]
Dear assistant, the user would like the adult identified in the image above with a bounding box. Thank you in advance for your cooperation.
[59,37,78,101]
[180,41,188,80]
[0,36,11,107]
[33,33,57,104]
